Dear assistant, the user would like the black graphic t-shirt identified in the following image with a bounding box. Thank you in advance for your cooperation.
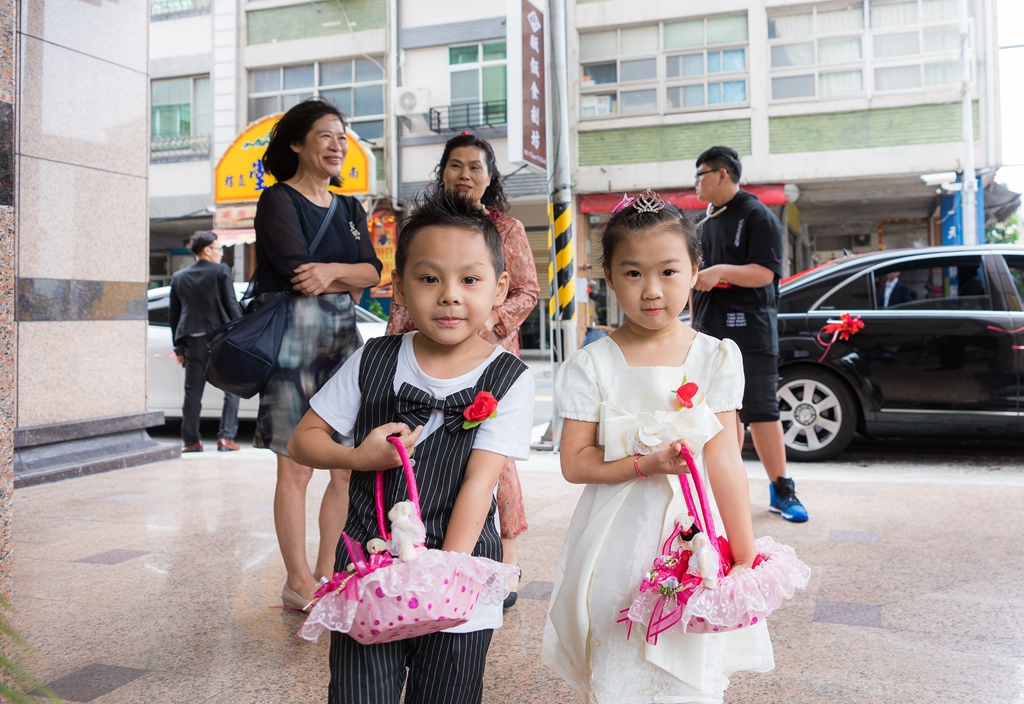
[691,190,784,356]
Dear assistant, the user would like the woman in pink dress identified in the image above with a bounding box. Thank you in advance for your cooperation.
[387,132,539,606]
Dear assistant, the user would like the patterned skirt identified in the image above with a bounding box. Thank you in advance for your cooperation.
[255,293,361,455]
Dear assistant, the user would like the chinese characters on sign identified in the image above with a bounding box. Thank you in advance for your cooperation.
[521,0,547,170]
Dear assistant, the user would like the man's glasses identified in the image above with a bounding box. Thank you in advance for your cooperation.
[694,168,721,181]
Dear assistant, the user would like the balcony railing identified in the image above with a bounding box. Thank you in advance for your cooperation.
[150,135,211,160]
[151,0,211,19]
[428,101,507,134]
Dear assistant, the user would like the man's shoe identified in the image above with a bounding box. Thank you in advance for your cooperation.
[769,477,808,522]
[182,442,203,453]
[217,438,240,452]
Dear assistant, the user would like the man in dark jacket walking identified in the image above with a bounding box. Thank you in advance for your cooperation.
[170,231,244,452]
[691,146,808,523]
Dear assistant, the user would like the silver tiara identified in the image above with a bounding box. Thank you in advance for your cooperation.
[633,189,666,214]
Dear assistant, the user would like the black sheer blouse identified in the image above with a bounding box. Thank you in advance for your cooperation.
[251,183,383,295]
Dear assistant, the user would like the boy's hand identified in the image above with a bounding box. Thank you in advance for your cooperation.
[638,441,694,478]
[353,422,423,471]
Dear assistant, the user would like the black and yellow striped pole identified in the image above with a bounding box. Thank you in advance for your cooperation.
[547,200,575,349]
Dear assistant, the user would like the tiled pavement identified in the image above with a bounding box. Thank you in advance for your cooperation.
[10,444,1024,703]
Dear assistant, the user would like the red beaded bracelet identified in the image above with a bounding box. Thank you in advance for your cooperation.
[634,455,647,479]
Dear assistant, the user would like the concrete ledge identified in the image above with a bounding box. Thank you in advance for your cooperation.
[14,412,180,488]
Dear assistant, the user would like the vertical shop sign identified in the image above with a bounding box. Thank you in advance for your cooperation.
[507,0,548,172]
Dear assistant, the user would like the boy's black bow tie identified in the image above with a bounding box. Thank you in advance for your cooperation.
[394,383,478,434]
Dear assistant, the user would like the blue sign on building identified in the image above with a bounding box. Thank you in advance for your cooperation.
[939,174,986,246]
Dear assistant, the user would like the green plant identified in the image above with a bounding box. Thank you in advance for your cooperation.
[0,596,61,702]
[986,208,1021,245]
[367,299,385,320]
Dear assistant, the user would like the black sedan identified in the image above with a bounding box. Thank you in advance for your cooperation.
[777,245,1024,460]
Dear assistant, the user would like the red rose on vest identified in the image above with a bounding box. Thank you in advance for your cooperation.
[462,391,498,430]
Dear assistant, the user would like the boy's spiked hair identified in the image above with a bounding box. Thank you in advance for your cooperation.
[395,190,504,277]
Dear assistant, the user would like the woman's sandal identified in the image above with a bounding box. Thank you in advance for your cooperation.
[503,565,522,610]
[281,584,314,612]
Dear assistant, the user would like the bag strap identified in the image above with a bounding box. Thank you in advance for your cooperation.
[675,446,723,572]
[373,436,423,540]
[307,194,338,255]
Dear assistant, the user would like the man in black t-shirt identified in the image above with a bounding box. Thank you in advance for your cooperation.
[690,146,808,523]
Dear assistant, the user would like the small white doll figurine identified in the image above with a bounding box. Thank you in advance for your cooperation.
[388,501,427,562]
[366,538,388,555]
[675,512,718,589]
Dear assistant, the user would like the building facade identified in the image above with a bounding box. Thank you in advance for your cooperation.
[147,0,1002,341]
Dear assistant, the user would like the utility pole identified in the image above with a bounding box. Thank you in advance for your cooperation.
[959,0,978,245]
[545,0,576,450]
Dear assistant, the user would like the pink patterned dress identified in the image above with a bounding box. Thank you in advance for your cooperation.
[387,211,540,538]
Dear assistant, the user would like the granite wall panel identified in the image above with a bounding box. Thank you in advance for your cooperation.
[17,321,147,428]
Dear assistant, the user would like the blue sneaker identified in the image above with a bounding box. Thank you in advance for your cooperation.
[769,477,808,522]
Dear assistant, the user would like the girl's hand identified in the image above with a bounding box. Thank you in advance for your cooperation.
[353,422,423,471]
[638,441,694,477]
[729,559,754,574]
[291,262,339,296]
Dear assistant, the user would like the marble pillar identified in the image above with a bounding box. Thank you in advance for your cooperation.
[0,0,14,609]
[12,1,176,486]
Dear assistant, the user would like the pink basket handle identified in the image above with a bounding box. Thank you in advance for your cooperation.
[674,445,722,570]
[373,436,423,540]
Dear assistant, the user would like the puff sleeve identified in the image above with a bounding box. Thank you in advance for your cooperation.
[555,347,602,422]
[704,338,745,413]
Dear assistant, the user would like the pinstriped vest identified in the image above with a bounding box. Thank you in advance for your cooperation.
[335,334,528,573]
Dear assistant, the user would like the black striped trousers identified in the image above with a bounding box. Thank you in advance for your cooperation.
[328,629,493,704]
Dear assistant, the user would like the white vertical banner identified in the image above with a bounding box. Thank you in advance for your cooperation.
[507,0,548,173]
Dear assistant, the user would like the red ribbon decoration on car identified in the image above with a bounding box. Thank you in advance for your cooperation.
[986,324,1024,350]
[815,313,864,362]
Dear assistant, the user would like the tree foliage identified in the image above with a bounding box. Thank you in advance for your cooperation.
[986,209,1021,245]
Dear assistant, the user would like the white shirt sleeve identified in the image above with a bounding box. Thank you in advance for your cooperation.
[470,369,536,461]
[308,345,365,441]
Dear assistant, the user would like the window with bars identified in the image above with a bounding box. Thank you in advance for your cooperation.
[579,14,749,118]
[151,76,211,156]
[767,0,970,102]
[247,58,386,141]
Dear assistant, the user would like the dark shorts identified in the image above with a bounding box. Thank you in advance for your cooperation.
[740,353,781,424]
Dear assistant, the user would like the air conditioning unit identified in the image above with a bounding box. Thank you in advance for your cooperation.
[394,87,431,116]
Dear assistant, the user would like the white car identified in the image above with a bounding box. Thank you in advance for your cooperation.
[148,283,388,420]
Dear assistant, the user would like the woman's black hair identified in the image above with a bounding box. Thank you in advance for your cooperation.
[395,190,504,277]
[426,132,509,214]
[187,230,218,255]
[600,194,701,271]
[262,98,347,187]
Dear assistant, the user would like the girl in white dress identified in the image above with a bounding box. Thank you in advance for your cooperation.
[543,191,777,703]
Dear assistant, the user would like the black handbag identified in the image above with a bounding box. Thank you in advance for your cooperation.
[205,195,339,398]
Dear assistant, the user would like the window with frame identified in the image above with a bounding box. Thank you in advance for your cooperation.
[767,0,970,102]
[248,58,386,141]
[579,13,749,118]
[151,76,211,156]
[448,41,508,129]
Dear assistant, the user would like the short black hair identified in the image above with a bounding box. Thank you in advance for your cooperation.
[600,194,700,271]
[395,190,504,278]
[696,145,742,184]
[262,98,347,187]
[426,132,509,214]
[187,230,218,255]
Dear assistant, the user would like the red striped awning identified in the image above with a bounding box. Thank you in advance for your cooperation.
[579,184,789,213]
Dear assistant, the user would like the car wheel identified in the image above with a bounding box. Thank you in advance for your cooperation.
[777,367,857,461]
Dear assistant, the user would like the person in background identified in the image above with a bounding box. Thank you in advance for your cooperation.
[882,270,912,307]
[387,132,539,608]
[169,230,243,454]
[252,99,383,610]
[691,145,808,523]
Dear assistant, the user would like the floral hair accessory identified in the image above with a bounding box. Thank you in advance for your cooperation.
[612,193,635,214]
[462,390,498,430]
[633,189,667,214]
[461,131,472,136]
[675,376,699,410]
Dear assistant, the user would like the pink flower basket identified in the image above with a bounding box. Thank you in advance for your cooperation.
[618,446,810,642]
[298,437,517,645]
